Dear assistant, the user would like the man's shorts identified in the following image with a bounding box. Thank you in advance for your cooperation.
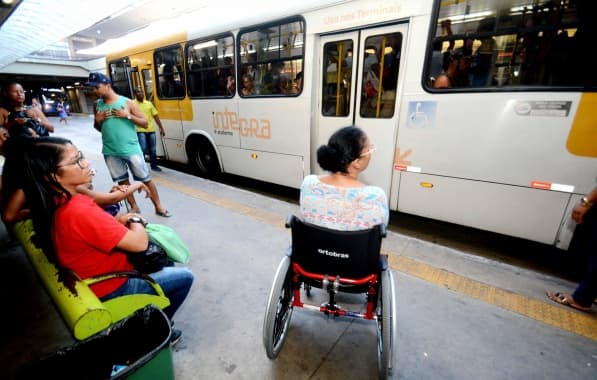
[104,154,151,183]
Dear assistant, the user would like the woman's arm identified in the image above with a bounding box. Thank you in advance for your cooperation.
[75,184,121,208]
[27,107,54,133]
[2,189,30,223]
[0,107,8,126]
[114,213,149,252]
[76,183,151,208]
[572,186,597,224]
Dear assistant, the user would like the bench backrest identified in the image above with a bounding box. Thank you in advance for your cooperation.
[289,216,384,279]
[13,219,169,341]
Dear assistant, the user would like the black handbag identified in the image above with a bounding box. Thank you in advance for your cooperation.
[127,241,168,274]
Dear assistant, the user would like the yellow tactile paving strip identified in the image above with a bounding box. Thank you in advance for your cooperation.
[154,176,597,341]
[386,253,597,341]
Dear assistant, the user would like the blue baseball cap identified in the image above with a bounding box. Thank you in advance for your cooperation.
[85,72,111,86]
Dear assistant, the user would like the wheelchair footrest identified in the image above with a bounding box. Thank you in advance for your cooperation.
[320,302,343,317]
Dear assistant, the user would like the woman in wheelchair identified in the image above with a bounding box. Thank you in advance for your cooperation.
[18,137,193,338]
[264,126,396,379]
[300,125,388,230]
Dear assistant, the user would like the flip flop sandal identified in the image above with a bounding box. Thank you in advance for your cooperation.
[156,209,172,217]
[546,291,591,312]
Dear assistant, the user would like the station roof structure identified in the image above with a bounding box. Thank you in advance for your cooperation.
[0,0,348,69]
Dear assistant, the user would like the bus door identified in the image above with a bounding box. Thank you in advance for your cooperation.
[316,31,358,152]
[136,65,168,158]
[108,58,134,99]
[316,24,407,195]
[154,45,189,163]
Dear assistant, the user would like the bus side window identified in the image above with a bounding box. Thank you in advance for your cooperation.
[425,1,591,90]
[186,35,235,98]
[238,17,305,97]
[322,40,353,117]
[360,33,402,118]
[155,46,185,99]
[108,58,133,99]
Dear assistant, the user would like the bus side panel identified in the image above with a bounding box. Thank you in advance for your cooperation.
[398,172,570,245]
[237,97,311,155]
[219,147,304,188]
[396,92,594,190]
[159,119,186,163]
[187,99,241,149]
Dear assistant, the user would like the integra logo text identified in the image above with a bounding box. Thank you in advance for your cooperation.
[317,248,349,259]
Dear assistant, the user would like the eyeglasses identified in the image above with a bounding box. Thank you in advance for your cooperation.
[359,143,377,158]
[57,151,88,169]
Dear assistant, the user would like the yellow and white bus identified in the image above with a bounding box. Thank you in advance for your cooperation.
[106,0,597,249]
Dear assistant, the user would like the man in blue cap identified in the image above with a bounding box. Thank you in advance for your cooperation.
[86,72,171,217]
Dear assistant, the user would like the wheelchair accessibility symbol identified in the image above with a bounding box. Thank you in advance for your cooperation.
[407,101,436,128]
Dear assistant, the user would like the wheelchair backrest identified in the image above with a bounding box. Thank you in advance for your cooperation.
[290,216,384,278]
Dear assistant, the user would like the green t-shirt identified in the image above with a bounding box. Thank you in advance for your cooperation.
[96,96,142,156]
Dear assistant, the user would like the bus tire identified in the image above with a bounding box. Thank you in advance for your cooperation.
[186,136,221,179]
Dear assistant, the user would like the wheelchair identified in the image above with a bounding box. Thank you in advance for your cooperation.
[262,215,397,379]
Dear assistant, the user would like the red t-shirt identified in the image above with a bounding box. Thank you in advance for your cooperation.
[53,194,133,297]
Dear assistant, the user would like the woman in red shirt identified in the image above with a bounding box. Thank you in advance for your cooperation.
[19,136,193,341]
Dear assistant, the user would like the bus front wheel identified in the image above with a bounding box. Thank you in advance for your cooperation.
[187,137,221,179]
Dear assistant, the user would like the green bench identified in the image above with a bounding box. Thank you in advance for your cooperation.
[13,219,170,341]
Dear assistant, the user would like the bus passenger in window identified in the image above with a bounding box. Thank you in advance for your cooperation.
[345,48,353,69]
[217,57,233,95]
[264,61,285,94]
[435,50,468,89]
[363,46,379,73]
[226,75,235,96]
[241,74,255,96]
[429,40,445,83]
[433,73,451,89]
[470,19,496,87]
[289,71,302,94]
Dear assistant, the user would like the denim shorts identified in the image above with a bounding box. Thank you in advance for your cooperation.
[104,154,150,182]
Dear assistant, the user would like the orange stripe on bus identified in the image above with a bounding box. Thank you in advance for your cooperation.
[531,181,551,190]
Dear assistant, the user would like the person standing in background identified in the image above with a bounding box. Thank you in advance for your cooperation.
[56,100,69,125]
[134,88,165,172]
[31,98,41,111]
[86,72,171,217]
[547,185,597,311]
[0,82,54,137]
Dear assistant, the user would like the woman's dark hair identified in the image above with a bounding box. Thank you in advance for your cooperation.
[316,126,367,174]
[20,136,73,263]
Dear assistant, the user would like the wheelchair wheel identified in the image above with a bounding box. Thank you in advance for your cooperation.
[263,256,294,359]
[377,269,396,379]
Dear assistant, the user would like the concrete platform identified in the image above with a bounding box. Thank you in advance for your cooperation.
[1,115,595,379]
